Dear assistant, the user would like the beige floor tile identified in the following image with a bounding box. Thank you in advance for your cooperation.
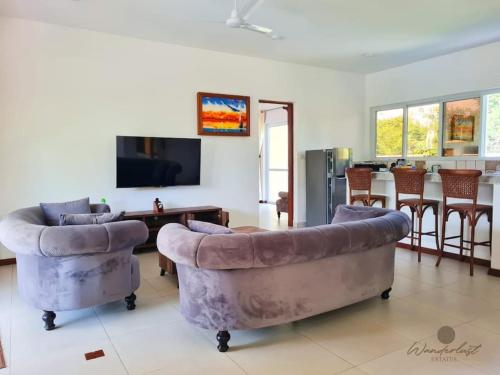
[394,261,461,287]
[451,323,500,374]
[259,203,290,231]
[359,297,466,341]
[94,294,181,338]
[10,307,108,362]
[390,274,437,299]
[358,346,485,375]
[411,288,498,321]
[143,274,179,297]
[210,326,353,375]
[442,275,500,308]
[468,309,500,335]
[337,367,368,375]
[296,307,412,365]
[10,339,127,375]
[112,320,245,375]
[134,278,163,299]
[138,251,162,277]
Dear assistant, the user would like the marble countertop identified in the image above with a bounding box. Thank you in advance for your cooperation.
[372,171,500,184]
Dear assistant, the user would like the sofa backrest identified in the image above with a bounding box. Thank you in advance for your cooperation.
[157,208,411,270]
[0,206,148,257]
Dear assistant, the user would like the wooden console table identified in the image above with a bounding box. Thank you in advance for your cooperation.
[123,206,224,276]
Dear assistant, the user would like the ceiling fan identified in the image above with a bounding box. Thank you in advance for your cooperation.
[225,0,280,39]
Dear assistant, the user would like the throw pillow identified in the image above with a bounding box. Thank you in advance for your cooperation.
[40,197,91,226]
[331,205,387,224]
[59,212,125,226]
[187,220,234,234]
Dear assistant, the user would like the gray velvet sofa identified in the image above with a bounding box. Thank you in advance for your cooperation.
[157,205,410,352]
[0,204,149,330]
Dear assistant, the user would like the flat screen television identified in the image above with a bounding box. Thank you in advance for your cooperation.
[116,136,201,188]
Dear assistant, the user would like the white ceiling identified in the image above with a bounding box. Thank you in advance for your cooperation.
[2,0,500,73]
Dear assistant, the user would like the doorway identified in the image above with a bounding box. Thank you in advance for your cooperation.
[258,100,294,228]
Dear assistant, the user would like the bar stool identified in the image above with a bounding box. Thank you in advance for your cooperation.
[346,168,386,208]
[392,168,440,263]
[435,169,493,276]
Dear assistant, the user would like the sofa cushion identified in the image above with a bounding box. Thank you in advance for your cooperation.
[331,205,387,224]
[40,198,91,226]
[187,220,234,234]
[59,212,125,226]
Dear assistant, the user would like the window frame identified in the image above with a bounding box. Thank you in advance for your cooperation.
[371,88,500,160]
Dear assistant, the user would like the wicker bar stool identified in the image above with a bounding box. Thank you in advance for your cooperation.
[346,168,386,208]
[393,168,440,262]
[436,169,493,276]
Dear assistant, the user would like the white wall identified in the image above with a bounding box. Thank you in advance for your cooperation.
[365,41,500,159]
[366,41,500,108]
[0,17,366,259]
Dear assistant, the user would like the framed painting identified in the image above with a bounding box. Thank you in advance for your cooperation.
[197,92,250,136]
[449,114,474,142]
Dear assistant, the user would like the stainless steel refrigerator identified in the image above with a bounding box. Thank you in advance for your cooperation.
[306,148,352,227]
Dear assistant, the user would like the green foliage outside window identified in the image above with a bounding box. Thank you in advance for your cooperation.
[407,104,439,157]
[376,109,403,157]
[486,93,500,156]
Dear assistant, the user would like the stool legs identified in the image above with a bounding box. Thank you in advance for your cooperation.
[459,215,465,261]
[469,221,476,277]
[436,212,447,267]
[410,210,415,251]
[417,213,423,263]
[433,207,440,253]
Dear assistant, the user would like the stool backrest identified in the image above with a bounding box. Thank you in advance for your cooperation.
[346,168,372,192]
[392,168,426,196]
[438,169,481,201]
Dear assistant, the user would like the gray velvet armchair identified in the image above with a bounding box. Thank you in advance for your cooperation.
[157,205,410,352]
[0,204,149,330]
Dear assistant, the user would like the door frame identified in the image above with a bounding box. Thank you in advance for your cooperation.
[259,100,294,227]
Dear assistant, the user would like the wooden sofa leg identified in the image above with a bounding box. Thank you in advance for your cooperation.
[216,330,231,352]
[42,310,56,331]
[381,288,392,300]
[125,293,137,310]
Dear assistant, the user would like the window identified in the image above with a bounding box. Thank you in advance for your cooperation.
[407,103,440,157]
[375,108,403,157]
[372,89,500,159]
[442,98,480,156]
[485,93,500,157]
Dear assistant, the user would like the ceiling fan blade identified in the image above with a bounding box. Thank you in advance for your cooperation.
[242,23,273,34]
[240,0,265,20]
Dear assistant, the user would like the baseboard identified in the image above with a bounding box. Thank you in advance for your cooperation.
[0,258,16,266]
[488,268,500,277]
[396,242,491,268]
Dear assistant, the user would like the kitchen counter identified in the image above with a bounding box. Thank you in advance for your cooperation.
[372,171,500,184]
[346,171,500,272]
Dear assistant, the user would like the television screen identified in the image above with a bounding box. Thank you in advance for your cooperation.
[116,136,201,188]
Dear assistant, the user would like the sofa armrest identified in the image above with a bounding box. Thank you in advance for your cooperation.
[103,220,149,251]
[157,223,207,268]
[39,220,148,257]
[0,217,45,256]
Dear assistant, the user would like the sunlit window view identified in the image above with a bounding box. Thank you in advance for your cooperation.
[486,93,500,157]
[407,103,440,157]
[267,124,288,202]
[376,108,403,157]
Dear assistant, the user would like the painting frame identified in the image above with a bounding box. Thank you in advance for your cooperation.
[449,114,475,142]
[197,92,251,136]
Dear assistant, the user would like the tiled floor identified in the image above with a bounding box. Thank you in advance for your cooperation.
[2,249,500,374]
[259,203,290,231]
